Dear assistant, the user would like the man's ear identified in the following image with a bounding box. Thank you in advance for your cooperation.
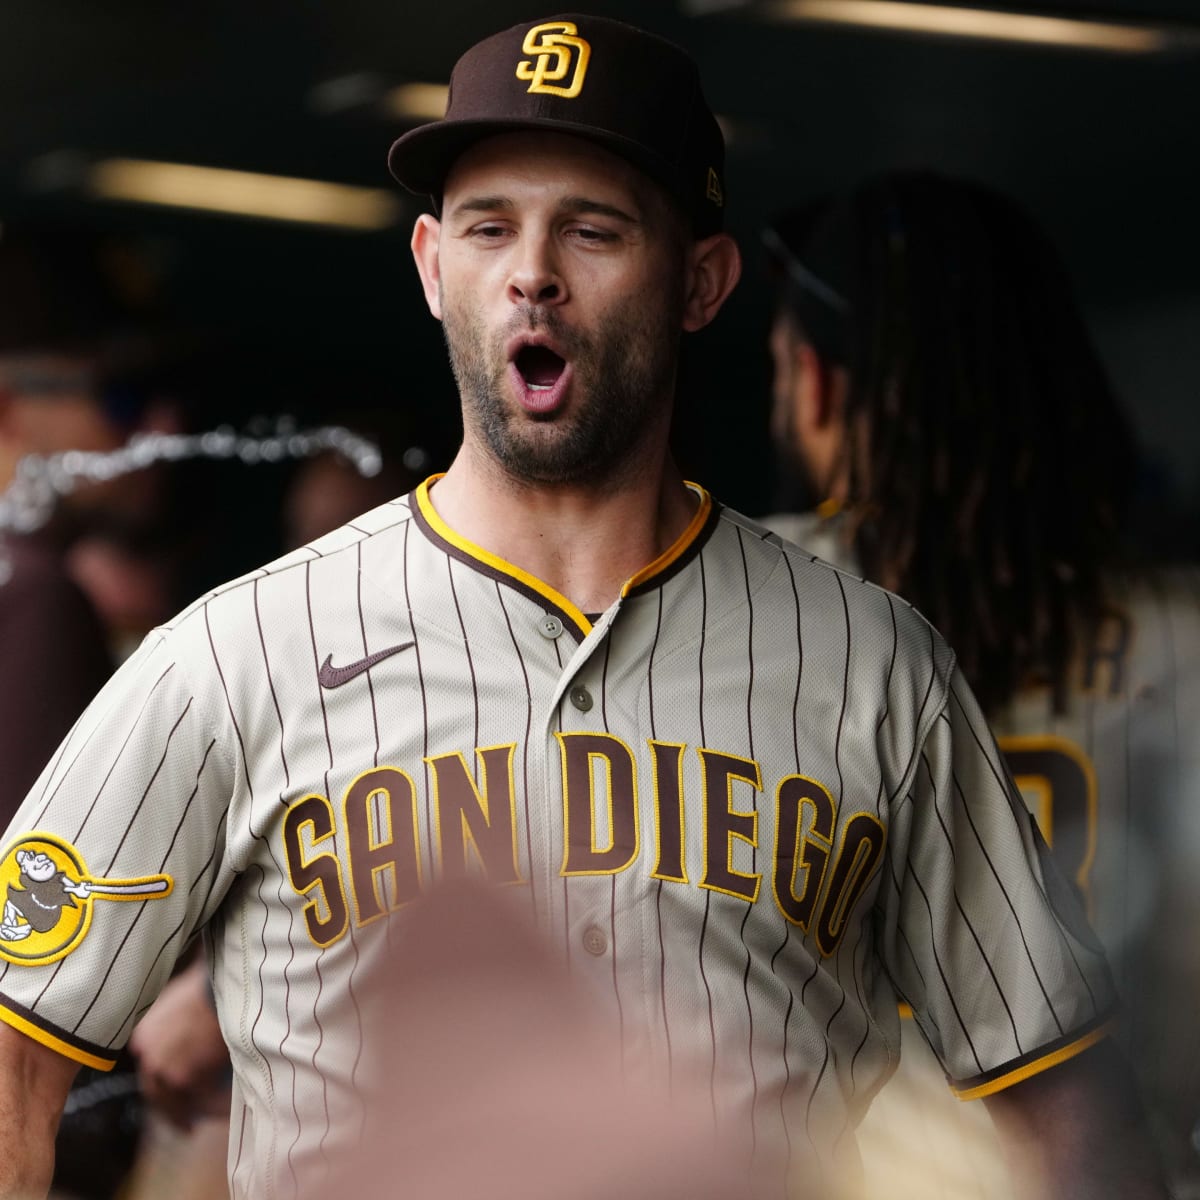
[796,343,844,432]
[681,233,742,333]
[411,214,444,321]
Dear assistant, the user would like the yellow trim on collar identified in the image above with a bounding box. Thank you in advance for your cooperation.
[416,477,593,634]
[952,1019,1113,1100]
[621,483,712,596]
[0,1004,116,1072]
[416,477,713,618]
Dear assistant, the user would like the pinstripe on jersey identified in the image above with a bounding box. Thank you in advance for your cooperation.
[768,510,1200,1196]
[861,569,1200,1198]
[0,480,1115,1199]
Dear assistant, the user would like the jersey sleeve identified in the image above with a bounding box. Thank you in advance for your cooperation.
[878,665,1117,1099]
[0,629,237,1071]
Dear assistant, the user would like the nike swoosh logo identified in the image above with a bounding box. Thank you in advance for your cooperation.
[318,641,413,689]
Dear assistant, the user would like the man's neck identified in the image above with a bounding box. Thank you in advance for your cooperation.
[427,446,699,616]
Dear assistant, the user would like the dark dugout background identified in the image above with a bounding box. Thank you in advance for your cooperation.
[2,0,1197,582]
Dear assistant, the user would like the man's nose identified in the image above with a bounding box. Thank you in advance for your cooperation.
[506,235,567,306]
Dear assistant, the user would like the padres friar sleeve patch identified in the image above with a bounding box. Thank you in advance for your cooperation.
[0,834,172,967]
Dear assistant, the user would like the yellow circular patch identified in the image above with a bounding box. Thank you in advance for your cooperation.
[0,833,172,967]
[0,835,93,966]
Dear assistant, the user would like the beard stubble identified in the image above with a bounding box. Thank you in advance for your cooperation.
[441,286,682,487]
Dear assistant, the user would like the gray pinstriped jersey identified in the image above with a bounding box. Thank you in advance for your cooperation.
[768,512,1200,1195]
[0,482,1115,1198]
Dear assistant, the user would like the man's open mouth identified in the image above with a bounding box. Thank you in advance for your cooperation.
[515,344,567,392]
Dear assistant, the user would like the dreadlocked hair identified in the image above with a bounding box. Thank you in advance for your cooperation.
[794,172,1135,715]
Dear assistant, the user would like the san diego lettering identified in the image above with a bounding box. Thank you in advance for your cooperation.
[282,733,885,957]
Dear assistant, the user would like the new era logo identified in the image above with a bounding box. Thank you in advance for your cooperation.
[706,168,724,208]
[318,642,413,689]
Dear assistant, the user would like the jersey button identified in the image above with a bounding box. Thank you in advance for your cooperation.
[569,685,593,712]
[582,927,608,956]
[539,615,564,639]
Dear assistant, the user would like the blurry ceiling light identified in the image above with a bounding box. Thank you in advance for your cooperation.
[754,1,1168,51]
[85,159,402,231]
[384,83,451,122]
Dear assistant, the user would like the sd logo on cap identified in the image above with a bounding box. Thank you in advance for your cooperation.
[516,21,592,98]
[388,13,726,237]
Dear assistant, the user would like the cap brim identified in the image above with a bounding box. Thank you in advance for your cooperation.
[387,117,681,205]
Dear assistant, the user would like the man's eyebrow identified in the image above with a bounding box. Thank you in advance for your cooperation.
[558,196,641,224]
[448,195,514,218]
[445,194,642,224]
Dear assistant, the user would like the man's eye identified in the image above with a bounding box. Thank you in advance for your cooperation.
[571,226,617,243]
[470,224,509,239]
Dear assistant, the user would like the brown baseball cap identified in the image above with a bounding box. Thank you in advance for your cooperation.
[387,14,726,236]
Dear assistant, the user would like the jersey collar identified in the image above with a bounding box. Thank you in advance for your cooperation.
[410,475,717,639]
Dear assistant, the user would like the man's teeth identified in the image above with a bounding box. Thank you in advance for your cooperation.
[529,383,552,391]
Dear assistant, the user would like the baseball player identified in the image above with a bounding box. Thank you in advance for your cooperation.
[762,170,1198,1196]
[0,17,1166,1200]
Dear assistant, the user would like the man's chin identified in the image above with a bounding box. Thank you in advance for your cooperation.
[492,450,597,488]
[486,426,614,488]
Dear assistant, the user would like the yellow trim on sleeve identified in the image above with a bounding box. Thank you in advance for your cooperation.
[0,1004,117,1072]
[415,477,593,634]
[953,1019,1113,1101]
[621,484,712,596]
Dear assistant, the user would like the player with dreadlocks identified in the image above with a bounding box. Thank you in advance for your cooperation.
[763,171,1136,716]
[762,170,1200,1197]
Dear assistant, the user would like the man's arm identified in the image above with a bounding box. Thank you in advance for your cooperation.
[0,1023,80,1199]
[984,1040,1168,1200]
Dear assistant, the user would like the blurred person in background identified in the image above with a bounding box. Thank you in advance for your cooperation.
[279,393,427,550]
[0,222,159,1200]
[0,222,192,666]
[282,443,418,550]
[761,169,1200,1197]
[74,342,294,660]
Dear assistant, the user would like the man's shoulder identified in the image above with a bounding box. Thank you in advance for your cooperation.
[158,494,417,639]
[1073,566,1200,685]
[1109,564,1200,621]
[754,509,849,566]
[1087,564,1200,696]
[716,504,922,611]
[713,502,949,660]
